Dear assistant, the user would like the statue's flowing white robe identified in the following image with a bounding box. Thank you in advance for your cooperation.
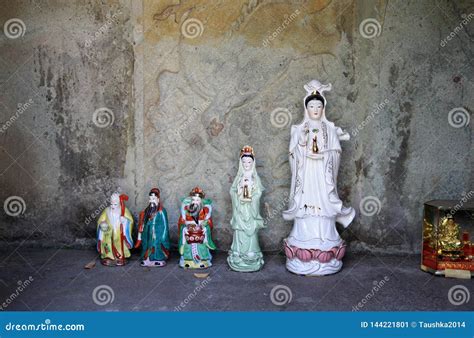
[283,119,355,251]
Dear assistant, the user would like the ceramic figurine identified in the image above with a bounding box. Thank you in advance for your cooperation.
[227,146,265,272]
[97,192,134,266]
[135,188,170,267]
[178,187,217,268]
[282,80,355,276]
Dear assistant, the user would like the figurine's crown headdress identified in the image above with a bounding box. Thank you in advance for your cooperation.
[303,80,332,96]
[304,80,332,108]
[189,186,205,198]
[240,145,255,159]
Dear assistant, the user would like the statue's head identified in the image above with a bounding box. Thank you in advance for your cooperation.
[189,187,205,214]
[145,188,161,218]
[241,156,254,171]
[189,196,202,214]
[305,91,325,121]
[148,188,160,207]
[301,81,332,125]
[110,192,120,210]
[240,145,255,171]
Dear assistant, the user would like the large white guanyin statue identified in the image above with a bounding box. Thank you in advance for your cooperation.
[282,80,355,276]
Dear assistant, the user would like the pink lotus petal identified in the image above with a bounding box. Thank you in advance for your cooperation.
[311,249,322,259]
[335,245,346,260]
[296,248,313,262]
[284,244,295,259]
[317,251,334,263]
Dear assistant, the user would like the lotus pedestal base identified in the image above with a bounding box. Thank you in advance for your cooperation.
[284,240,346,276]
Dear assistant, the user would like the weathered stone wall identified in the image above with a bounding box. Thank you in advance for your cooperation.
[0,0,135,248]
[1,0,472,254]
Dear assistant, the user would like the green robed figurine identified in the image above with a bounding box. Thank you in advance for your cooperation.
[178,187,217,269]
[135,187,170,267]
[227,145,266,272]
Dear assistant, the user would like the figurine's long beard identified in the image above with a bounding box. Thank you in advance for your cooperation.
[189,203,201,214]
[110,207,120,215]
[189,203,202,224]
[144,203,158,220]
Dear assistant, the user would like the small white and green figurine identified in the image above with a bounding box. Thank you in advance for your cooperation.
[227,145,266,272]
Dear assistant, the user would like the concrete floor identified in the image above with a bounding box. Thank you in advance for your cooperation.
[0,248,472,311]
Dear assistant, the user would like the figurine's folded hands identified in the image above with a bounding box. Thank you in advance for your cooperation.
[239,195,251,202]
